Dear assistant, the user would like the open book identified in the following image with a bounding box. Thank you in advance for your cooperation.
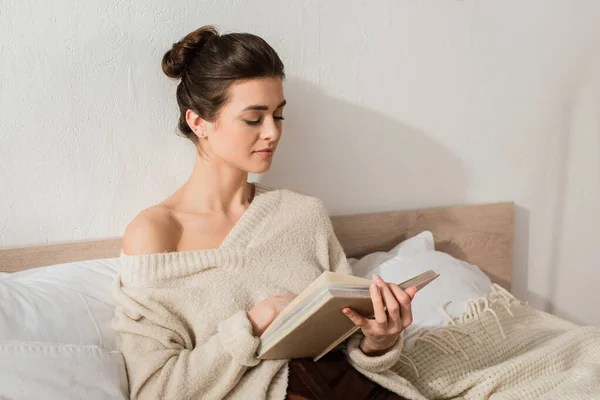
[257,269,439,361]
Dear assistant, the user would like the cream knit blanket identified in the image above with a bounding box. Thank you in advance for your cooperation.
[346,284,600,399]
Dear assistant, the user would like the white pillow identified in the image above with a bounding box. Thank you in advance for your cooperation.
[0,258,120,350]
[348,231,434,278]
[350,231,493,344]
[0,341,128,400]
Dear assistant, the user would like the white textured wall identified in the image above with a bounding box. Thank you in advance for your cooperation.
[1,1,599,325]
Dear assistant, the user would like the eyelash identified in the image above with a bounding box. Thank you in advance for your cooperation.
[245,116,285,126]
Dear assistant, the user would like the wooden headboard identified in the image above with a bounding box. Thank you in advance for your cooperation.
[0,202,515,290]
[331,202,514,289]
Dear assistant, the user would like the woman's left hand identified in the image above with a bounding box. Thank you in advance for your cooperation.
[342,274,417,355]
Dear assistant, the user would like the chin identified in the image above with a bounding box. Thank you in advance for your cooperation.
[250,164,272,174]
[246,160,273,174]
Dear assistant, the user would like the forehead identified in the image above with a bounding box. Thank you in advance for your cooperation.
[225,77,284,112]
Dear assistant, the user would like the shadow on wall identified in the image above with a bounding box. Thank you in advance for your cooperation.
[260,77,538,312]
[512,205,533,308]
[260,77,471,215]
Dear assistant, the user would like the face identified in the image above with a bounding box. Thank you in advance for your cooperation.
[187,77,285,174]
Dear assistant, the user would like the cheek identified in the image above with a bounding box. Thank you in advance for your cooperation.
[211,125,257,156]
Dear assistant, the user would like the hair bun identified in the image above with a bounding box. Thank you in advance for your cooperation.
[162,25,219,79]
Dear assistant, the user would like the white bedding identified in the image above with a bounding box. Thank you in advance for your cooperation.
[0,258,125,400]
[0,341,128,400]
[0,258,119,348]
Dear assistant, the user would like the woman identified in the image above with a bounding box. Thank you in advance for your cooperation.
[112,25,416,400]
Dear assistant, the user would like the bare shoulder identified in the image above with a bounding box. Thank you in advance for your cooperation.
[122,206,180,255]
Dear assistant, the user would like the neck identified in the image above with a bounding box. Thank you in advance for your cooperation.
[178,153,254,215]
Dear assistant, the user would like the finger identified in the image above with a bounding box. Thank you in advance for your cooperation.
[342,307,369,328]
[390,284,413,329]
[379,283,401,330]
[370,283,388,326]
[404,286,417,300]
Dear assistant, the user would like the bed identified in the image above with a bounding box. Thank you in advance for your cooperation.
[3,201,598,399]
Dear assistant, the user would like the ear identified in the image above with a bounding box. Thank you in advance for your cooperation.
[186,109,207,139]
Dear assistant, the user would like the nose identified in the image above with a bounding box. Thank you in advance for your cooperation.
[260,117,282,142]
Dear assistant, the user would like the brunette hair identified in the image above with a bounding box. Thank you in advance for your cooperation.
[162,25,286,143]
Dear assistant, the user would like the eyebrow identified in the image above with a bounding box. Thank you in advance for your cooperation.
[241,99,287,112]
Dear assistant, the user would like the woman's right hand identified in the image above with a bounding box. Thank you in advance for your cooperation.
[247,295,296,337]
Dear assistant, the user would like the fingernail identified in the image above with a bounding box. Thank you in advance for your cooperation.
[343,309,350,314]
[370,284,377,291]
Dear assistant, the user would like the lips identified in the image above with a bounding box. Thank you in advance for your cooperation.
[254,148,274,154]
[253,148,274,158]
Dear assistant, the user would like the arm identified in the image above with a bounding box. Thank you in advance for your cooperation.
[115,214,260,399]
[112,283,260,400]
[315,199,406,372]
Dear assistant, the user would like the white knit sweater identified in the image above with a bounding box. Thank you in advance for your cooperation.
[111,183,405,400]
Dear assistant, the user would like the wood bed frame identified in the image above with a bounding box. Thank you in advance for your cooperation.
[0,202,515,290]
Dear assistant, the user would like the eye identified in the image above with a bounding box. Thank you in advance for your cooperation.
[244,118,262,126]
[244,115,285,126]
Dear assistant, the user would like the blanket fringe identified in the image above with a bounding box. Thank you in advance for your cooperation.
[400,284,527,377]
